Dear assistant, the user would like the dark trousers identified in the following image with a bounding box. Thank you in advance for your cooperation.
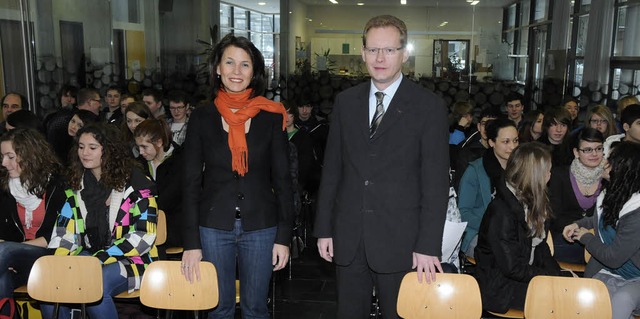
[335,240,408,319]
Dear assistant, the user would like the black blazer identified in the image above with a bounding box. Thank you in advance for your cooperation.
[548,165,598,234]
[182,103,294,250]
[0,174,67,242]
[314,78,450,273]
[474,180,561,313]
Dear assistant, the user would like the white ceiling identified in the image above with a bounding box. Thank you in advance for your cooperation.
[225,0,512,14]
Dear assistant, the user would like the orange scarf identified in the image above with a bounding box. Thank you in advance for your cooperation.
[215,88,287,176]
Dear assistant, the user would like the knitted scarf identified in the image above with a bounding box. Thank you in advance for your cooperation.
[215,89,287,176]
[570,158,604,187]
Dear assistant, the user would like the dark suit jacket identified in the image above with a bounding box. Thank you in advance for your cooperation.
[314,78,450,273]
[182,104,294,250]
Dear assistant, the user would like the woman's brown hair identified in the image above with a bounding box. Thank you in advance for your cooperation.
[504,142,553,237]
[0,128,61,197]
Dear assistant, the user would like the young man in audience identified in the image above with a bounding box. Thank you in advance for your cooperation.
[142,88,166,120]
[505,92,525,129]
[294,100,329,195]
[166,90,190,146]
[604,104,640,156]
[76,88,103,118]
[104,86,123,125]
[120,94,136,114]
[454,108,502,192]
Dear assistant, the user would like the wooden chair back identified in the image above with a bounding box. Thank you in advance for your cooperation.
[27,255,103,304]
[140,261,218,311]
[397,272,482,319]
[524,275,612,319]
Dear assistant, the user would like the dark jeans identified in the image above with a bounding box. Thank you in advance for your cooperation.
[199,221,277,319]
[40,260,128,319]
[0,241,51,298]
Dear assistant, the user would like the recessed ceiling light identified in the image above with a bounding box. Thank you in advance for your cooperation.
[357,2,364,5]
[258,2,266,5]
[401,0,407,4]
[329,0,338,3]
[470,1,479,5]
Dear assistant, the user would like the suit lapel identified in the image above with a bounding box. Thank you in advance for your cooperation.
[355,83,372,140]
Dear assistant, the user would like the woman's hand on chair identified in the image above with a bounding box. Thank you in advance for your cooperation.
[272,244,289,271]
[181,249,203,283]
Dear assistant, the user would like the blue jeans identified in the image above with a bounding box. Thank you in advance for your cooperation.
[40,261,128,319]
[200,221,277,319]
[0,241,51,298]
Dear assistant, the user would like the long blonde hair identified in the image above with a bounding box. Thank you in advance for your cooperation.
[504,143,552,237]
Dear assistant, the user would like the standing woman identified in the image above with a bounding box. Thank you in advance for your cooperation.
[0,129,66,307]
[474,142,561,313]
[180,34,294,319]
[43,123,159,319]
[564,142,640,319]
[548,127,605,264]
[458,118,519,257]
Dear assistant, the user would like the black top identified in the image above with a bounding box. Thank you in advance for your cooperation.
[0,174,68,242]
[182,104,294,250]
[548,165,597,234]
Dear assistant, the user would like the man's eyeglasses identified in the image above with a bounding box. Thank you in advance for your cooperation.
[589,119,608,125]
[170,105,186,111]
[363,47,404,56]
[90,98,101,103]
[578,146,604,154]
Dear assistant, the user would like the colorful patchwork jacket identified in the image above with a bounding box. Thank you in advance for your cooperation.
[48,169,159,292]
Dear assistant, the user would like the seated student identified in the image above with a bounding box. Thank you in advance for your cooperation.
[52,109,99,165]
[0,129,66,313]
[539,107,572,165]
[615,96,639,133]
[564,142,640,319]
[122,101,153,162]
[549,127,604,264]
[134,119,184,248]
[449,101,475,146]
[459,118,519,257]
[474,142,561,313]
[604,104,640,156]
[585,105,618,140]
[453,107,502,192]
[518,110,544,143]
[43,123,158,319]
[5,109,43,133]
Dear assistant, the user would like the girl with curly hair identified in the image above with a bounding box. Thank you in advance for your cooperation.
[564,141,640,319]
[0,128,67,307]
[43,123,159,319]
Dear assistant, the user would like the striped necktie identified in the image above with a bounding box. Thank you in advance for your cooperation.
[370,91,385,138]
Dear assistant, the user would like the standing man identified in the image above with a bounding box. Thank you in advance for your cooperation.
[505,93,525,128]
[314,15,449,319]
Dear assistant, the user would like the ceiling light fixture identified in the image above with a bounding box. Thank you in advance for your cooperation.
[401,0,407,4]
[258,2,266,5]
[329,0,338,3]
[470,1,479,5]
[357,2,364,5]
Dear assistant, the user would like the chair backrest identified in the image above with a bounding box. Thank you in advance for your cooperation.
[139,260,218,311]
[156,209,166,246]
[524,275,612,319]
[27,255,103,304]
[397,272,482,319]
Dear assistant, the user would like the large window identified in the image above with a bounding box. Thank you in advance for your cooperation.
[610,0,640,100]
